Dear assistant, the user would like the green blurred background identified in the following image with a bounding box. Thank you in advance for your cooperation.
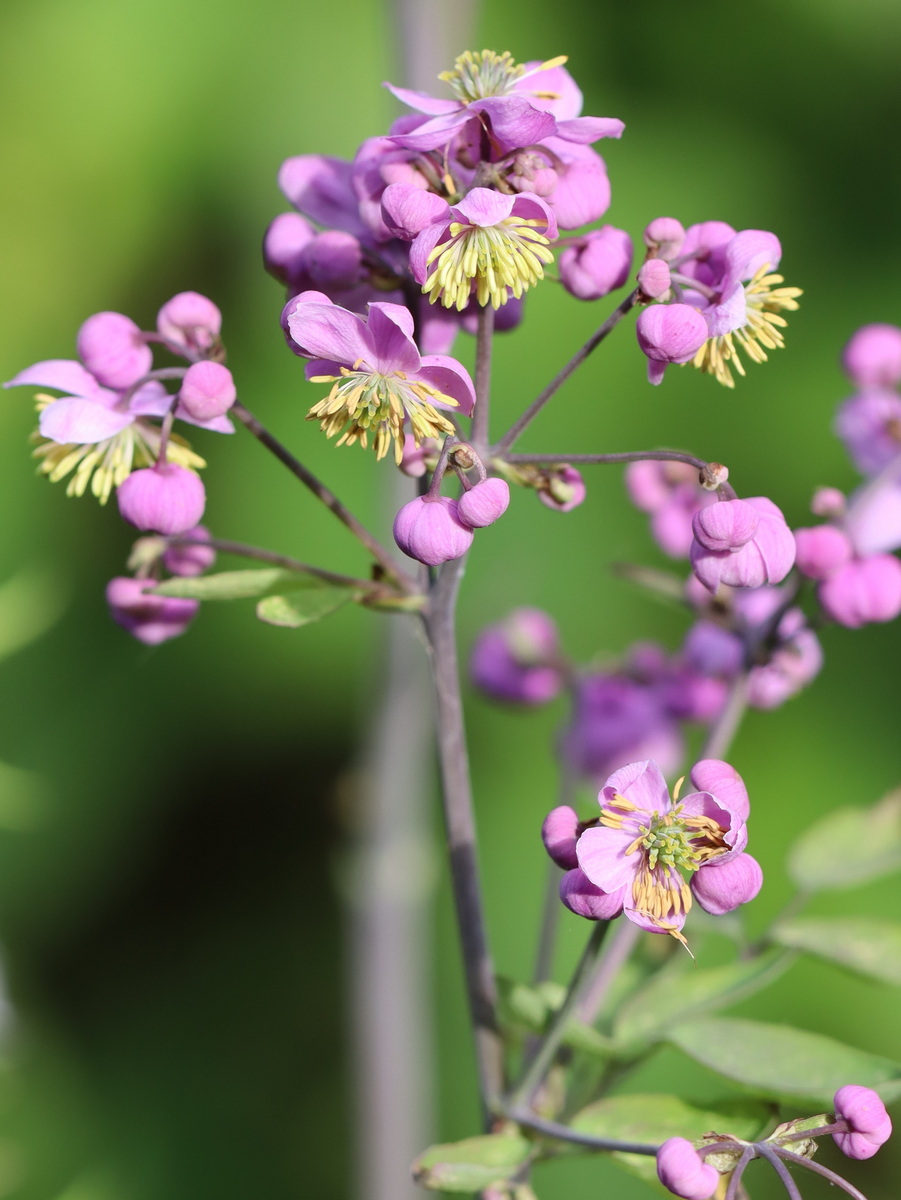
[1,0,901,1197]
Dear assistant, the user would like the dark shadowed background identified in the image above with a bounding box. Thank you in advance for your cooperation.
[1,1,900,1197]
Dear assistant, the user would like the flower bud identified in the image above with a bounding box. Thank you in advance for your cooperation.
[842,324,901,388]
[656,1137,719,1200]
[538,465,586,512]
[157,292,222,355]
[558,226,633,301]
[77,311,152,389]
[637,258,671,300]
[643,218,685,259]
[541,806,581,869]
[835,390,901,476]
[793,525,853,580]
[469,608,563,705]
[162,525,216,577]
[506,151,558,197]
[380,183,448,240]
[392,496,473,566]
[457,478,510,528]
[833,1085,893,1159]
[811,486,847,518]
[298,230,363,291]
[106,576,199,645]
[178,361,236,421]
[691,852,762,915]
[636,304,709,385]
[263,211,315,283]
[690,497,796,592]
[818,555,901,627]
[559,868,624,921]
[117,463,207,536]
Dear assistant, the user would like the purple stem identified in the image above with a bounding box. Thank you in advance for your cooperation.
[232,401,418,592]
[492,288,640,454]
[501,450,708,469]
[699,672,749,760]
[506,1107,659,1156]
[755,1143,805,1200]
[163,535,380,592]
[775,1147,871,1200]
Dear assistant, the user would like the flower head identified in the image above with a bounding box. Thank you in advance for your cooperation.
[690,497,796,592]
[573,759,751,936]
[283,293,474,462]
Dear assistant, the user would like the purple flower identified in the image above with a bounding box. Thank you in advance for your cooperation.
[558,226,633,301]
[406,189,557,311]
[457,478,510,528]
[835,389,901,476]
[690,497,796,592]
[842,324,901,388]
[832,1085,892,1160]
[156,292,222,357]
[106,577,199,645]
[283,293,474,462]
[819,554,901,627]
[385,51,623,159]
[574,759,750,935]
[739,598,823,709]
[470,608,564,705]
[636,304,709,385]
[690,851,763,915]
[117,463,207,536]
[5,314,231,504]
[656,1137,720,1200]
[392,496,473,566]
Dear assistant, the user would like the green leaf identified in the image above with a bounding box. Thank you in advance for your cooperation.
[771,916,901,986]
[411,1132,532,1192]
[255,590,350,628]
[788,789,901,892]
[612,950,792,1055]
[495,977,614,1057]
[152,568,358,602]
[666,1017,901,1107]
[570,1093,767,1187]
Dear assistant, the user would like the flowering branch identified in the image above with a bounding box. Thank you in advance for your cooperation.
[493,289,641,453]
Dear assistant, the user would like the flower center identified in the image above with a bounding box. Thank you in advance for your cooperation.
[692,264,803,389]
[306,367,457,463]
[438,50,568,104]
[424,215,554,310]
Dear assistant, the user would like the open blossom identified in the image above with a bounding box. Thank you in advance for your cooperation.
[385,50,624,159]
[283,292,474,462]
[4,309,232,503]
[563,759,752,936]
[400,188,557,311]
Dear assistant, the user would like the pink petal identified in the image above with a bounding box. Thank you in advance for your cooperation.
[389,109,469,152]
[365,303,420,374]
[601,758,671,814]
[721,230,782,293]
[277,155,365,237]
[382,83,461,116]
[576,825,638,893]
[689,759,750,820]
[452,188,517,227]
[39,397,134,443]
[555,115,625,143]
[415,355,476,415]
[284,299,370,365]
[470,96,556,153]
[5,359,103,398]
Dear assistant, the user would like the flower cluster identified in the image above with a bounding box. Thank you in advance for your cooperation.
[635,220,802,387]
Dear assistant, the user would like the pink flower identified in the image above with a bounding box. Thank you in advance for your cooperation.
[656,1138,719,1200]
[470,608,563,705]
[283,293,474,462]
[106,577,199,645]
[117,463,207,536]
[178,362,237,422]
[457,478,510,528]
[392,496,473,566]
[842,324,901,388]
[558,226,633,301]
[574,759,749,935]
[690,498,796,591]
[832,1085,892,1160]
[818,554,901,627]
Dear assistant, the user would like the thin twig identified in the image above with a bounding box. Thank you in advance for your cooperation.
[471,305,494,457]
[492,289,640,454]
[773,1148,869,1200]
[232,401,417,591]
[506,1107,659,1156]
[500,450,708,470]
[507,920,610,1110]
[423,557,505,1117]
[164,535,380,592]
[755,1144,804,1200]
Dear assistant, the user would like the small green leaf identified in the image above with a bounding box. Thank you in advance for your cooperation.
[255,589,350,628]
[570,1093,767,1187]
[771,916,901,986]
[612,951,791,1055]
[788,789,901,892]
[152,568,358,602]
[666,1017,901,1107]
[411,1132,532,1192]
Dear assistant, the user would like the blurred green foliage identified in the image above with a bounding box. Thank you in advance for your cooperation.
[1,1,901,1197]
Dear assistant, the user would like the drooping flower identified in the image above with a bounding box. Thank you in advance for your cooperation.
[690,497,796,592]
[283,293,474,462]
[406,188,557,311]
[392,496,474,565]
[5,314,232,503]
[832,1086,893,1160]
[106,576,199,645]
[573,759,750,935]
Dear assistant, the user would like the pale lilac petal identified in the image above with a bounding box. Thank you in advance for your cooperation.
[845,478,901,555]
[5,359,103,398]
[539,139,611,229]
[409,223,449,285]
[365,303,420,374]
[381,183,448,239]
[382,82,460,116]
[284,299,371,365]
[515,62,583,119]
[600,758,670,813]
[576,825,638,892]
[470,96,556,153]
[278,155,365,236]
[452,188,517,226]
[559,869,625,920]
[39,397,134,443]
[389,109,469,152]
[721,230,782,294]
[704,284,748,337]
[689,759,750,821]
[127,380,174,417]
[415,355,476,415]
[554,115,625,143]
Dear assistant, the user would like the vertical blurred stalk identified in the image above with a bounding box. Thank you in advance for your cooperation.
[351,10,476,1200]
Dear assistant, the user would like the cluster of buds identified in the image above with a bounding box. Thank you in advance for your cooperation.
[106,527,216,645]
[657,1085,892,1198]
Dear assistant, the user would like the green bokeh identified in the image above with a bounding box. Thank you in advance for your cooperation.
[1,1,900,1197]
